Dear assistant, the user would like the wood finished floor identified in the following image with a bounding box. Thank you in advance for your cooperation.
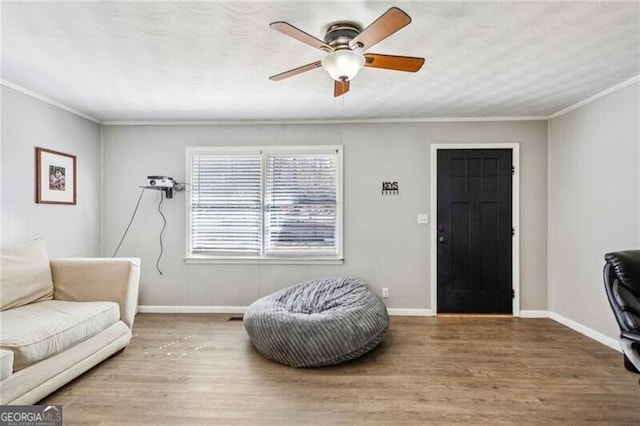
[41,314,640,425]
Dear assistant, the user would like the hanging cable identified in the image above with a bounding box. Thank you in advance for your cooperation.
[112,187,146,257]
[156,190,167,275]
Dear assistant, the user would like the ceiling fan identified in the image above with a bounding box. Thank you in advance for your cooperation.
[269,7,425,97]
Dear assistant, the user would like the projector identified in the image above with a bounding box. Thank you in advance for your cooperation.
[147,176,175,188]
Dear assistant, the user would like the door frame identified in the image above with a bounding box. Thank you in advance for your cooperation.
[430,143,520,316]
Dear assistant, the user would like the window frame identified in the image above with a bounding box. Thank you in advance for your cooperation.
[185,145,343,264]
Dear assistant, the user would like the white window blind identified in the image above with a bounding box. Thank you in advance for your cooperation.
[264,153,338,256]
[187,146,342,260]
[190,153,262,255]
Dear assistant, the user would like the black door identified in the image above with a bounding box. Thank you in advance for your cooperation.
[437,149,513,313]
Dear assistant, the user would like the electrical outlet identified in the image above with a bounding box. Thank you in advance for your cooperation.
[417,214,429,224]
[382,287,389,298]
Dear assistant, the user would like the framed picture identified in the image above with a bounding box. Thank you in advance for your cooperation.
[35,147,77,205]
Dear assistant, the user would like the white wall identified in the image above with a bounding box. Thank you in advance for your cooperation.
[1,86,102,257]
[102,120,548,311]
[548,81,640,340]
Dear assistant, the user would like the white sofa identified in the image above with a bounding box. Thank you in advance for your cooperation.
[0,239,140,405]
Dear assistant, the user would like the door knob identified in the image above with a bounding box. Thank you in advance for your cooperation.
[438,236,446,243]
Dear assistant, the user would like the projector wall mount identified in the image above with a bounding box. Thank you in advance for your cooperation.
[144,175,184,199]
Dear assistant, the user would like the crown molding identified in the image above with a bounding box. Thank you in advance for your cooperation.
[549,74,640,120]
[1,79,102,124]
[101,116,548,126]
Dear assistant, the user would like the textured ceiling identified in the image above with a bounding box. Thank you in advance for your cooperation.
[1,1,639,122]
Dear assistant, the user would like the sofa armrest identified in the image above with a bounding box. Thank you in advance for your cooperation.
[50,258,140,329]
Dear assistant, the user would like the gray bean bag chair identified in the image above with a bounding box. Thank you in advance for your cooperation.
[244,276,389,368]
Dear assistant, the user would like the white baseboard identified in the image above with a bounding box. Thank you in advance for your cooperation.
[519,310,550,318]
[387,308,435,317]
[139,305,434,317]
[549,312,621,352]
[138,305,247,314]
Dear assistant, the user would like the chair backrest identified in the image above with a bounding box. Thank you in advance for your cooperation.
[603,250,640,374]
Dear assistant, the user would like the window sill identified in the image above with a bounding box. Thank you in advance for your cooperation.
[184,256,344,265]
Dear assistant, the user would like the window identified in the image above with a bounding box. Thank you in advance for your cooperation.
[186,146,342,262]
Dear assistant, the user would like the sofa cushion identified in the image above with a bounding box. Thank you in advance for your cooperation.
[0,349,13,381]
[0,300,120,371]
[0,239,53,311]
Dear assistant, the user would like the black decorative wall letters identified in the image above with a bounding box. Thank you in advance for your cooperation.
[381,181,399,195]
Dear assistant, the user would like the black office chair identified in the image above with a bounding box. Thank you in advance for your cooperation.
[603,250,640,382]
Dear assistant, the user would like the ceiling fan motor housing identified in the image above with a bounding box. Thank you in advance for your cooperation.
[323,23,362,49]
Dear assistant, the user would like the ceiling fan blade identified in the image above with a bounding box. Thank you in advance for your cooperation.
[334,80,350,97]
[269,61,323,81]
[350,7,411,51]
[270,22,333,52]
[364,53,425,72]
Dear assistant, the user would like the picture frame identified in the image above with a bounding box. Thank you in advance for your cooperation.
[35,147,77,205]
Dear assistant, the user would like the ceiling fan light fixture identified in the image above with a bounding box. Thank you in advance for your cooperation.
[321,49,365,82]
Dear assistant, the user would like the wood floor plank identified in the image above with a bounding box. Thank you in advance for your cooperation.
[40,314,640,425]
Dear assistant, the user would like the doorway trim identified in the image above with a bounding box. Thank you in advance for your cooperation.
[430,143,520,316]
